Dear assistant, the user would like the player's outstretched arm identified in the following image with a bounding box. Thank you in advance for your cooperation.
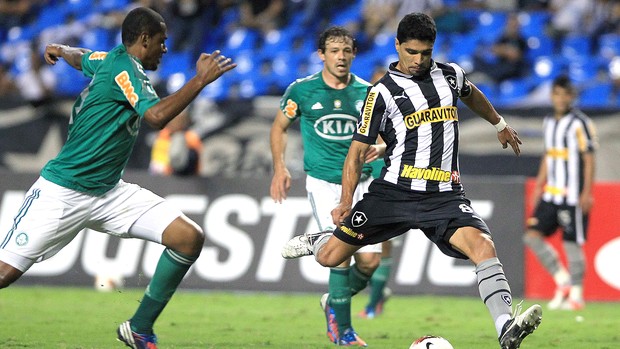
[460,82,522,156]
[44,44,91,71]
[145,50,236,130]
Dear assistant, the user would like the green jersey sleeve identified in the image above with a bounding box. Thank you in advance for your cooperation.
[81,51,109,78]
[280,81,302,121]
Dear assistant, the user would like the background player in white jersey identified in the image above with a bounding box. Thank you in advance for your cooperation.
[270,26,384,346]
[524,75,597,311]
[282,13,542,349]
[0,7,235,349]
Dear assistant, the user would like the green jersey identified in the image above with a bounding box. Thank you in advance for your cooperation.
[280,72,372,184]
[41,45,159,195]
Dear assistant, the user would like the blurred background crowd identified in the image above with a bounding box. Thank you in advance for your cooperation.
[2,0,620,107]
[0,0,619,179]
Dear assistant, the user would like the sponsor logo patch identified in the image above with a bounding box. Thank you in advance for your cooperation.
[400,165,454,182]
[89,51,108,60]
[358,91,377,136]
[115,71,139,107]
[313,114,357,140]
[404,106,458,129]
[340,225,364,240]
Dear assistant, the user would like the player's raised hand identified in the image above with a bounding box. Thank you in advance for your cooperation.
[195,50,236,86]
[497,125,522,156]
[44,44,65,65]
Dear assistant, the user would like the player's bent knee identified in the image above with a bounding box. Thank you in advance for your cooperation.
[354,253,380,274]
[315,249,348,268]
[163,217,205,256]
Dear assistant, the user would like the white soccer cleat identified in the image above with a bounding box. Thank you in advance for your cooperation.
[281,230,332,259]
[548,285,570,310]
[281,234,313,259]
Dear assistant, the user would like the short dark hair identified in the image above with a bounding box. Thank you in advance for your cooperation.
[318,26,356,52]
[397,12,437,44]
[552,74,575,92]
[121,7,165,45]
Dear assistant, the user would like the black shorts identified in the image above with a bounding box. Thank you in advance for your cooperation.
[333,179,490,260]
[527,200,589,243]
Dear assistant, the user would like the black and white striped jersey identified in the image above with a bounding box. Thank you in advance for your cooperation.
[354,60,472,193]
[541,109,597,206]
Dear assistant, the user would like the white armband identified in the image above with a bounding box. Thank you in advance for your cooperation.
[494,116,507,132]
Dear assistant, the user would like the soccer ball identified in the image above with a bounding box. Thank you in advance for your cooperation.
[410,335,454,349]
[94,272,124,292]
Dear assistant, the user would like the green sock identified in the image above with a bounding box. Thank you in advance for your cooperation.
[329,267,352,335]
[130,249,197,334]
[349,263,371,296]
[367,257,392,309]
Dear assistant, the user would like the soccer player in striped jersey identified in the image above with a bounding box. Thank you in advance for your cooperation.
[524,75,597,311]
[0,7,235,349]
[271,26,384,346]
[282,12,542,349]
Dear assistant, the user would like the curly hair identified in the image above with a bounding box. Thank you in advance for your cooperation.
[121,7,165,46]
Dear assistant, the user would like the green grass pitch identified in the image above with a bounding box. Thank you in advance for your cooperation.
[1,286,618,348]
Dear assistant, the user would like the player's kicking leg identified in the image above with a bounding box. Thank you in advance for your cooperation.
[117,202,204,349]
[281,229,361,268]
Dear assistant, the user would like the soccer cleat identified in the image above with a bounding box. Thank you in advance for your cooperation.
[320,293,339,343]
[117,321,158,349]
[498,303,542,349]
[547,285,570,310]
[559,298,585,311]
[338,328,368,347]
[374,286,392,316]
[281,230,331,259]
[358,287,391,319]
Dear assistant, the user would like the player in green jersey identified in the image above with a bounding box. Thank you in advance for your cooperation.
[0,7,235,349]
[270,26,384,347]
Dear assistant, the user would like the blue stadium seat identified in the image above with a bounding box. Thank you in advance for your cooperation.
[532,55,567,81]
[598,33,620,61]
[447,33,479,62]
[518,11,550,38]
[472,11,507,44]
[80,28,113,51]
[158,51,192,79]
[224,28,259,55]
[561,35,592,60]
[567,57,603,84]
[34,5,69,31]
[525,35,554,63]
[578,82,613,108]
[496,77,534,106]
[330,2,363,26]
[260,29,294,59]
